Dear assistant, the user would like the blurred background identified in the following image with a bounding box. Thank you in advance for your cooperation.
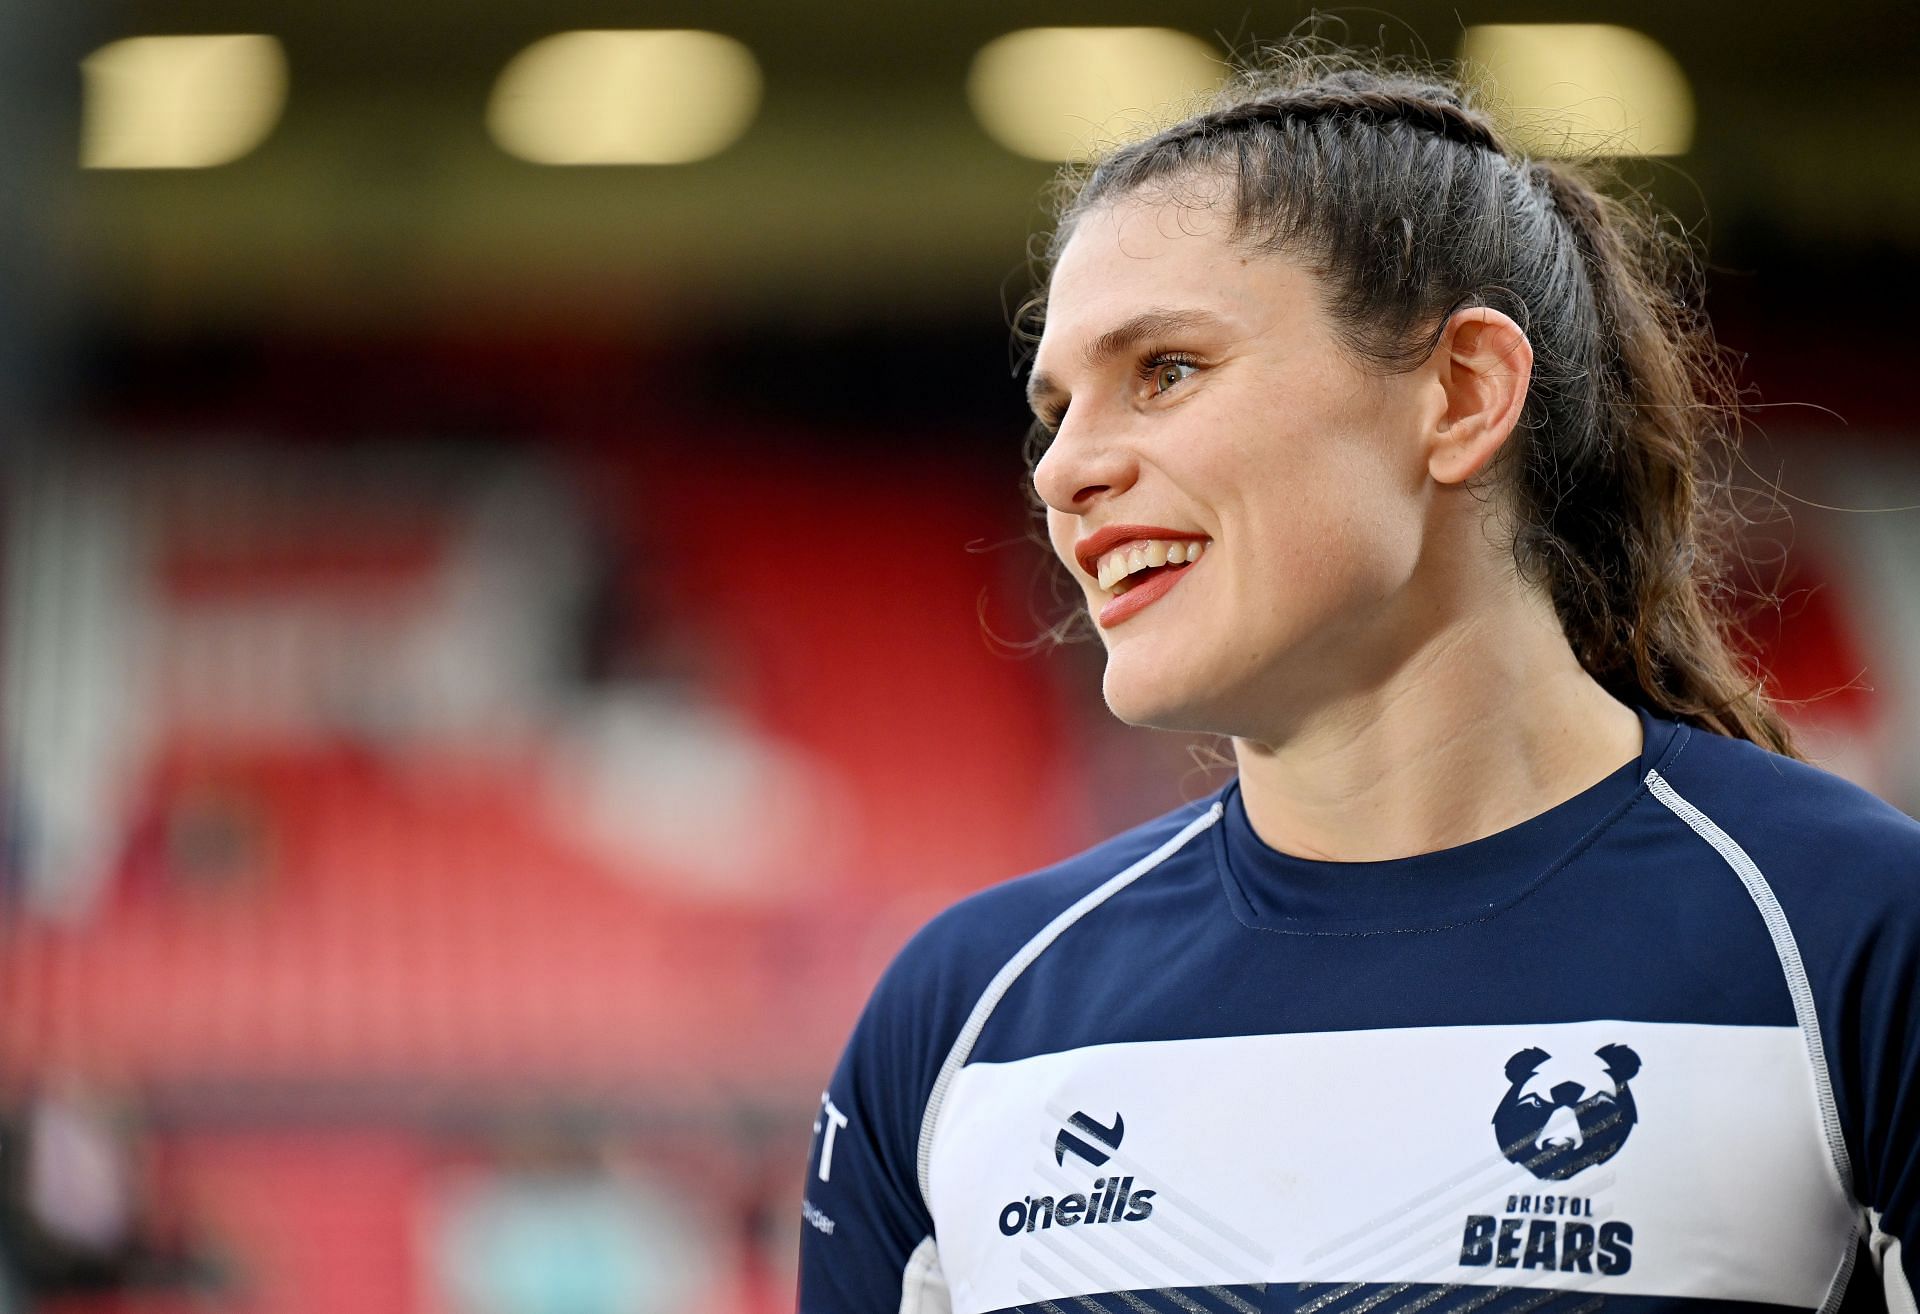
[1,2,1916,1311]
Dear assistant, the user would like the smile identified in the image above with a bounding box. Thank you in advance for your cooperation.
[1093,538,1208,630]
[1095,537,1208,593]
[1071,525,1212,630]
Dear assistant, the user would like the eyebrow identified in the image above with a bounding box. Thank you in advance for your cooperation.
[1026,307,1231,413]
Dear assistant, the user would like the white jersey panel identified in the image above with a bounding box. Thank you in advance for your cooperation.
[897,1236,952,1314]
[927,1020,1854,1313]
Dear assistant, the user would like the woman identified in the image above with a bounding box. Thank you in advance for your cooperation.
[798,49,1919,1314]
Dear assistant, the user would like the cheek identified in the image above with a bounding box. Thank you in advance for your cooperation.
[1230,440,1419,600]
[1196,352,1429,577]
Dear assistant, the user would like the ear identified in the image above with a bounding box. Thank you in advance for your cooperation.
[1423,307,1534,486]
[1505,1047,1550,1085]
[1597,1043,1642,1084]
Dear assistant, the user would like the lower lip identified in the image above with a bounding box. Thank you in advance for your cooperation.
[1097,561,1197,629]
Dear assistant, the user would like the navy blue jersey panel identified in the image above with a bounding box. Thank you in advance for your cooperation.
[1652,728,1920,1302]
[979,1283,1801,1313]
[970,714,1799,1067]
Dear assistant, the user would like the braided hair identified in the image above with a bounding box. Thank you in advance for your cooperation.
[1032,53,1792,755]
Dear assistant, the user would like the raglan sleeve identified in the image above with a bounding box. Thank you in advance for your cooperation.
[797,933,955,1314]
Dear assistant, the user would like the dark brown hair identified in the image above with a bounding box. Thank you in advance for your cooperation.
[1027,43,1795,755]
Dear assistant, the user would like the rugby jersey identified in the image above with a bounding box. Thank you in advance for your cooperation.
[798,710,1920,1313]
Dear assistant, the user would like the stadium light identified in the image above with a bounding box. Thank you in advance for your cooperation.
[968,27,1224,162]
[487,30,762,166]
[80,35,288,169]
[1458,24,1694,157]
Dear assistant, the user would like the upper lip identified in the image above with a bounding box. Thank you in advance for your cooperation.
[1074,523,1210,580]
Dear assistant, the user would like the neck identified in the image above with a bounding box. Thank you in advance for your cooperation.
[1231,587,1642,863]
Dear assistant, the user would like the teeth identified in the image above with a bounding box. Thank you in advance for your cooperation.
[1090,537,1211,593]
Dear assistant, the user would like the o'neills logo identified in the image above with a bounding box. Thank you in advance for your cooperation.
[997,1111,1156,1237]
[998,1175,1156,1235]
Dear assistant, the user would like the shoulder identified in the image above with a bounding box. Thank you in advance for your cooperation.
[871,792,1227,1024]
[1649,722,1920,947]
[830,792,1226,1163]
[1653,724,1920,886]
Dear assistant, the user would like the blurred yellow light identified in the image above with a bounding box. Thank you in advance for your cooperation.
[81,35,287,169]
[488,30,762,166]
[968,27,1223,162]
[1459,24,1694,157]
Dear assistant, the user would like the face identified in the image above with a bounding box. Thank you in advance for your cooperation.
[1029,195,1441,739]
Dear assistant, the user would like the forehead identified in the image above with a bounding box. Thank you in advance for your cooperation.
[1036,197,1316,364]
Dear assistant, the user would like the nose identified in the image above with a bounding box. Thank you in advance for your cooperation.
[1031,411,1139,515]
[1536,1106,1584,1152]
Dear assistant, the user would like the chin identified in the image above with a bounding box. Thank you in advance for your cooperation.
[1099,652,1220,734]
[1099,623,1312,743]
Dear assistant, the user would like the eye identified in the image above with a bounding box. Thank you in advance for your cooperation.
[1144,354,1199,396]
[1518,1095,1547,1109]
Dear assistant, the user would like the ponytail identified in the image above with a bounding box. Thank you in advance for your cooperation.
[1042,47,1797,755]
[1524,162,1795,754]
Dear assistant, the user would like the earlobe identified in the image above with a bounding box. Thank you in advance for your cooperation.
[1426,308,1533,487]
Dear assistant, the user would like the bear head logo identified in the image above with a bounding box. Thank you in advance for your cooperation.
[1492,1043,1642,1181]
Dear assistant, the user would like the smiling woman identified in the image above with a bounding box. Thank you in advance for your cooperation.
[798,41,1920,1314]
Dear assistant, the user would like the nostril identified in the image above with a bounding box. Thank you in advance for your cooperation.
[1073,483,1109,504]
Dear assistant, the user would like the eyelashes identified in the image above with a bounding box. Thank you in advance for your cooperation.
[1144,353,1200,395]
[1029,350,1203,443]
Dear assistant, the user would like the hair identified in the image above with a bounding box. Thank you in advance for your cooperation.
[1024,40,1797,756]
